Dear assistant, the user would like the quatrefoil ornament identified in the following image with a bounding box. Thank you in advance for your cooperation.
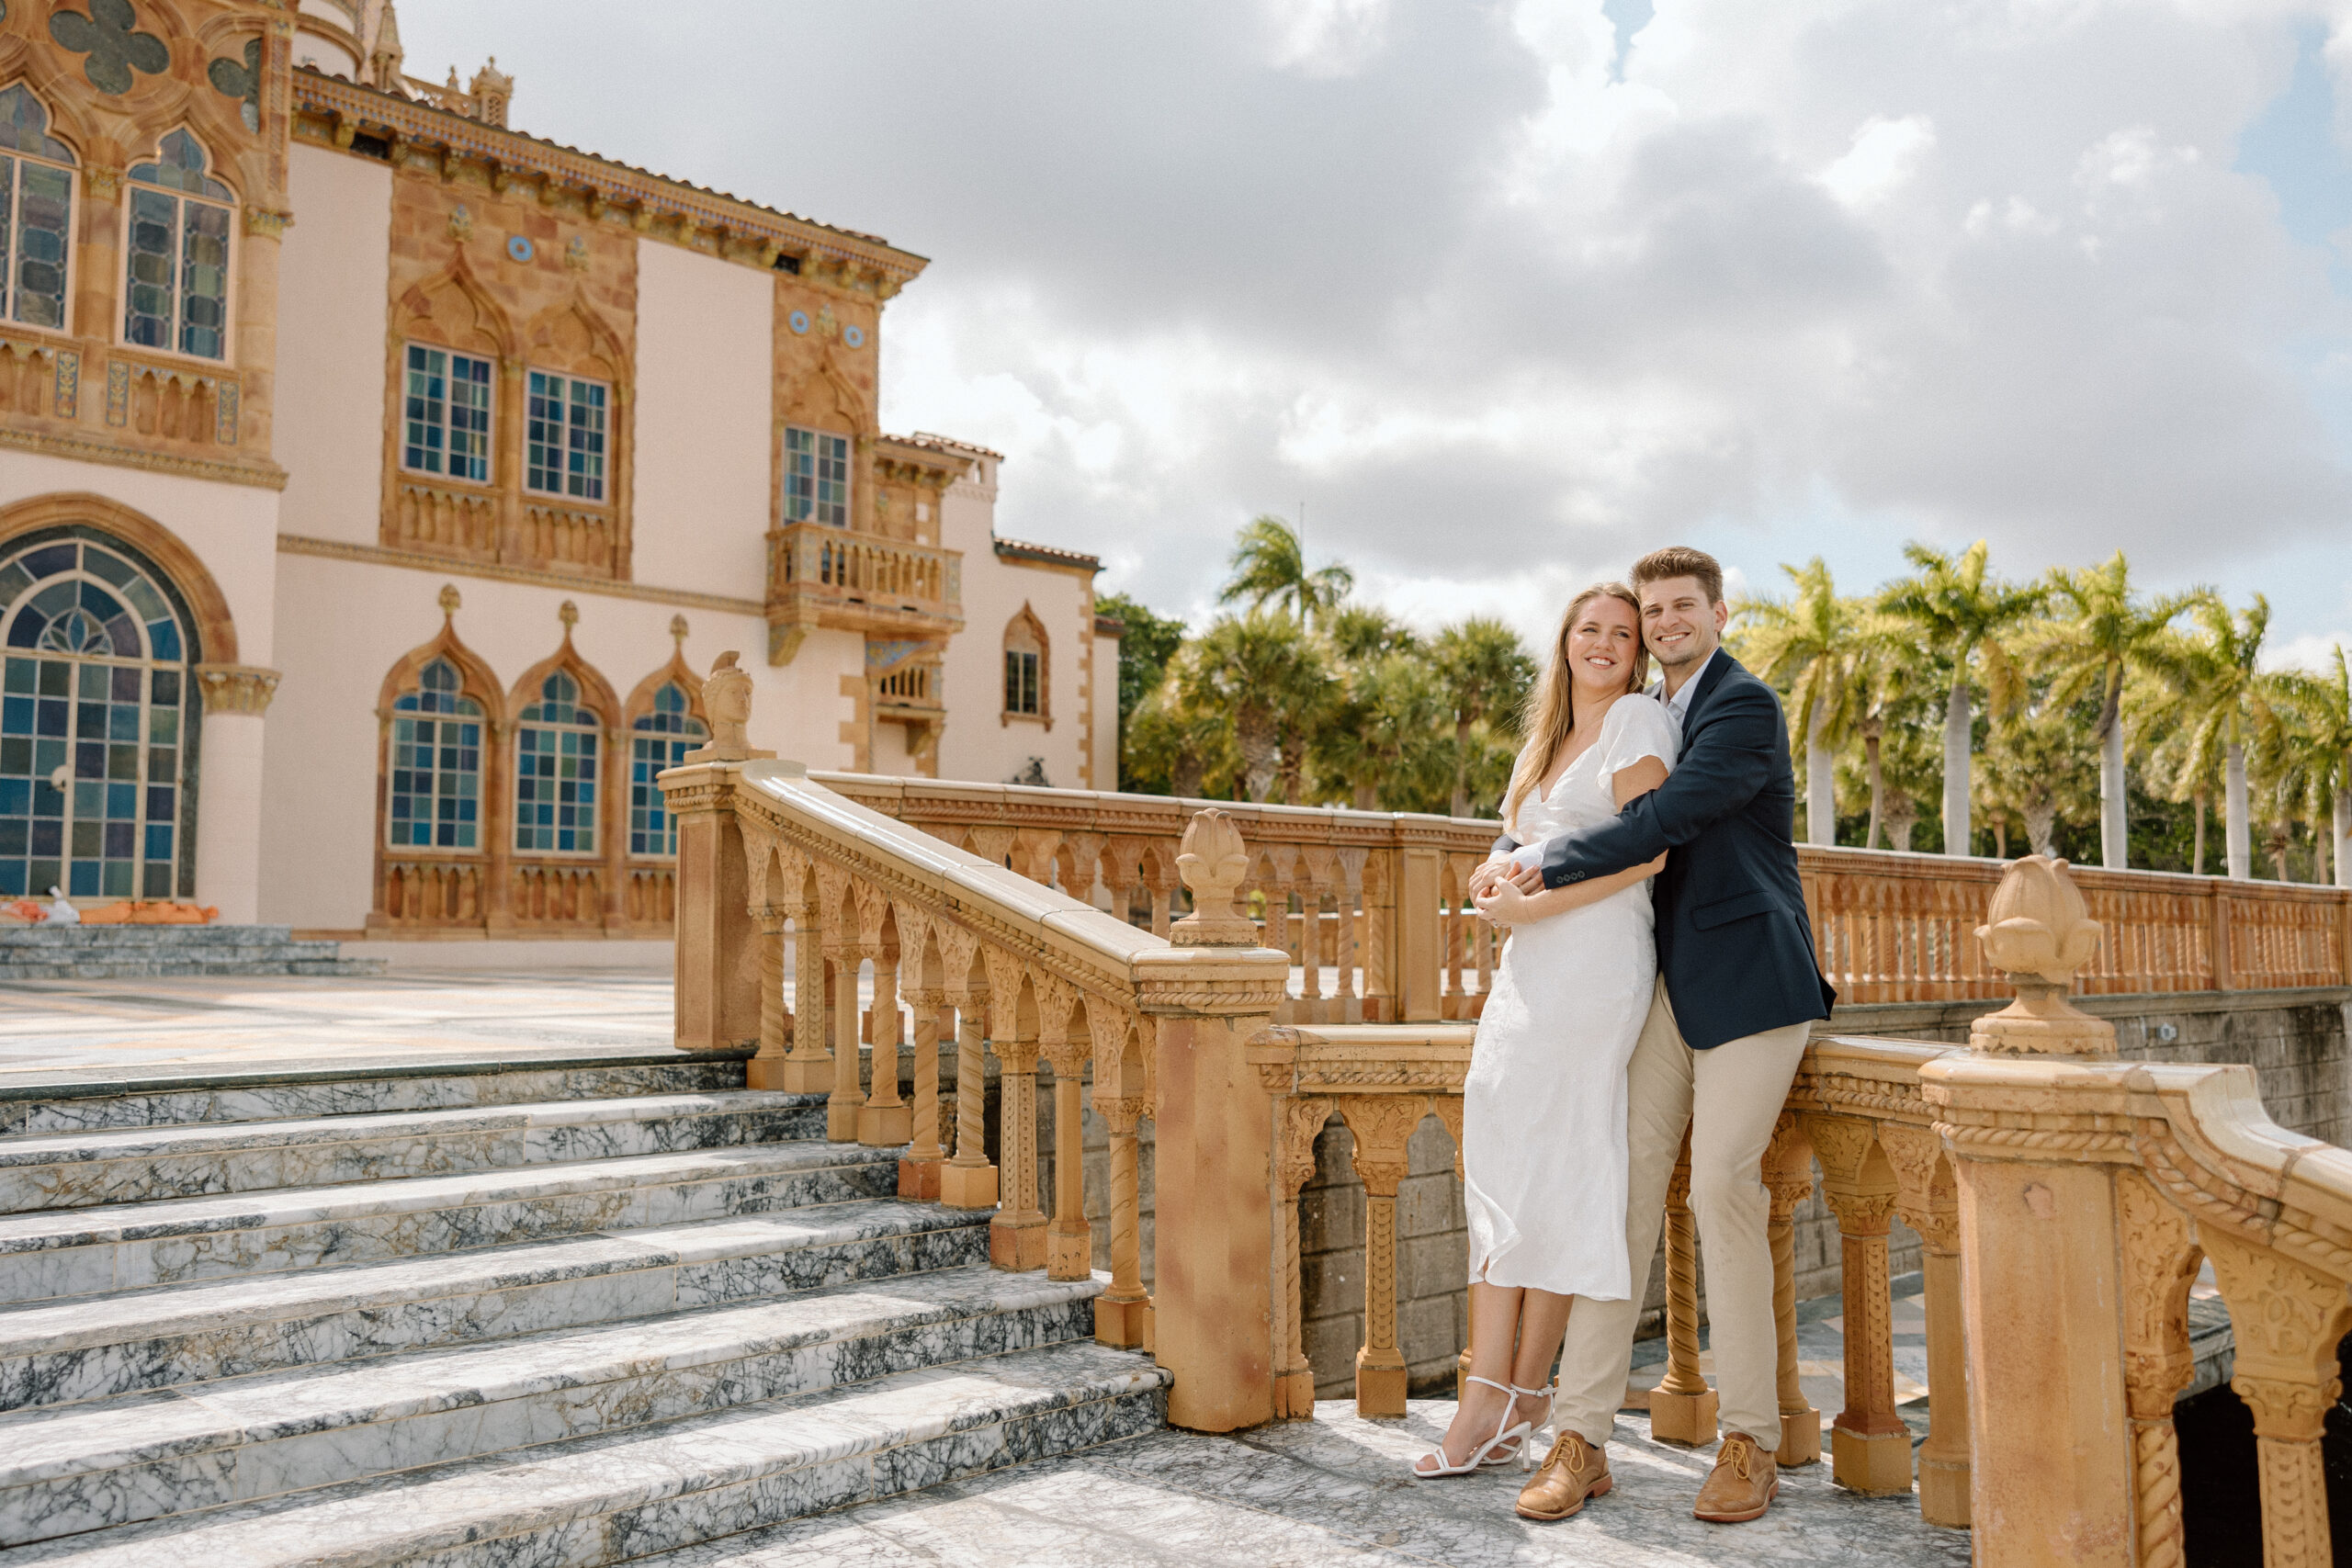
[51,0,170,96]
[207,38,262,132]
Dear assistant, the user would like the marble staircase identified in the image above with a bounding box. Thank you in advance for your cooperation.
[0,1054,1167,1563]
[0,926,385,980]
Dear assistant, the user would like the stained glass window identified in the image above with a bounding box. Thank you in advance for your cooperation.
[784,426,850,526]
[628,682,706,857]
[526,371,607,502]
[515,670,599,854]
[388,659,481,850]
[402,344,493,481]
[0,85,75,333]
[124,130,233,361]
[0,536,192,900]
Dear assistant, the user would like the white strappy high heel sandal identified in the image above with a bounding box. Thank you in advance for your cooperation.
[1410,1375,1532,1478]
[1508,1381,1556,1471]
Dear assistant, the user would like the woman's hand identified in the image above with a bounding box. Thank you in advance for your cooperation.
[1474,876,1533,927]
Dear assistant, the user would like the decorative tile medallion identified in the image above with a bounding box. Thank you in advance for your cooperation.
[788,309,809,335]
[51,350,78,419]
[104,360,130,426]
[506,234,535,264]
[843,324,865,348]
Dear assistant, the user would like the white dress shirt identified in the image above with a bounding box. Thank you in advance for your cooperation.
[1508,646,1717,870]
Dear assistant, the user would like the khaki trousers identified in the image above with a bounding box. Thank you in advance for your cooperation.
[1555,976,1812,1449]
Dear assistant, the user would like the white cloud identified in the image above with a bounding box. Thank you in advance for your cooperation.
[1819,115,1937,209]
[1261,0,1394,77]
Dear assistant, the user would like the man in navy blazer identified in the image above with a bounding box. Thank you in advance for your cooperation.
[1481,547,1836,1527]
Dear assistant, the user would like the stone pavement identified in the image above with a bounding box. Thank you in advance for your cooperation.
[633,1403,1973,1567]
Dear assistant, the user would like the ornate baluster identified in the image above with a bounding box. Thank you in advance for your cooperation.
[1336,846,1367,1021]
[1012,828,1063,886]
[1805,1113,1912,1495]
[1881,1122,1968,1526]
[1339,1095,1422,1417]
[937,927,998,1210]
[1102,837,1148,928]
[2203,1230,2352,1568]
[1040,977,1092,1280]
[1263,1091,1332,1416]
[1763,1112,1822,1466]
[1299,845,1337,1020]
[1143,843,1178,937]
[1091,1006,1153,1350]
[985,947,1047,1269]
[778,858,831,1091]
[1064,831,1106,908]
[815,864,861,1142]
[2111,1169,2202,1568]
[893,901,945,1197]
[857,890,910,1146]
[1361,852,1393,1021]
[1652,1125,1720,1446]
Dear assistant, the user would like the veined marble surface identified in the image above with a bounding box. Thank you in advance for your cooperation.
[637,1403,1973,1568]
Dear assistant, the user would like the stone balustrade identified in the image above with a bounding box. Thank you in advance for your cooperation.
[661,661,2352,1559]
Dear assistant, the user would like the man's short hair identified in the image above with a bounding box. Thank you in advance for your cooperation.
[1632,546,1725,607]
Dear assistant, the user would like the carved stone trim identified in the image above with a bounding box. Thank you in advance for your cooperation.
[194,664,281,716]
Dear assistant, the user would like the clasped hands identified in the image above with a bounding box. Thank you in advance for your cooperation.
[1469,855,1546,927]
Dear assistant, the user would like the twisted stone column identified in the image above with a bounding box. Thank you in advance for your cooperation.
[1339,1096,1422,1417]
[1652,1124,1720,1447]
[1043,1017,1093,1282]
[899,984,946,1199]
[857,940,910,1146]
[1095,1089,1153,1350]
[1763,1112,1822,1467]
[938,960,998,1211]
[1882,1121,1967,1526]
[1806,1113,1912,1496]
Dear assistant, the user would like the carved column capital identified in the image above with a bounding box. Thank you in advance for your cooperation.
[1877,1122,1960,1255]
[1275,1095,1332,1200]
[194,663,281,715]
[2203,1229,2352,1442]
[1338,1095,1422,1197]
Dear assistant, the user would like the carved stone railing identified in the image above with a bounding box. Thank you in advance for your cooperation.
[765,524,962,661]
[807,775,1501,1024]
[658,655,1293,1431]
[1801,846,2352,1000]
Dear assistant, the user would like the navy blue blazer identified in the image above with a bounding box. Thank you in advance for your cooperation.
[1492,651,1836,1050]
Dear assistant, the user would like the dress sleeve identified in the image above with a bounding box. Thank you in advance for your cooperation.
[1600,696,1679,785]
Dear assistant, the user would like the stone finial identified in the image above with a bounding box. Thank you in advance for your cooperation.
[682,651,775,764]
[437,583,460,620]
[1169,808,1260,946]
[670,614,688,647]
[1969,855,2117,1057]
[558,599,579,633]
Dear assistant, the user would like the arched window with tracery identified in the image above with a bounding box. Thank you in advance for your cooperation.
[0,533,196,899]
[124,129,234,362]
[0,85,75,333]
[1002,604,1050,727]
[514,670,599,854]
[387,658,481,850]
[628,681,705,858]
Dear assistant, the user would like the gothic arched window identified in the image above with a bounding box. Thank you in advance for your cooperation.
[124,129,234,361]
[388,658,482,850]
[515,670,599,853]
[628,681,706,858]
[0,85,75,333]
[0,534,194,898]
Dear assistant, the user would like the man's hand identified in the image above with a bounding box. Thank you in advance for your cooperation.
[1505,863,1544,894]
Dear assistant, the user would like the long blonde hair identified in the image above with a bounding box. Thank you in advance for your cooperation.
[1501,582,1650,836]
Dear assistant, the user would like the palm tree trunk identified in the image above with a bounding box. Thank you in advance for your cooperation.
[2098,714,2128,870]
[2335,784,2351,890]
[1941,674,1972,856]
[2224,741,2251,880]
[2192,790,2207,876]
[1864,726,1884,850]
[1452,717,1472,818]
[1804,703,1835,846]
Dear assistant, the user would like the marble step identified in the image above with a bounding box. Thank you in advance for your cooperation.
[0,1201,989,1411]
[0,1055,752,1138]
[0,1092,831,1213]
[0,927,381,981]
[0,1138,900,1303]
[0,1265,1102,1548]
[1,1340,1167,1567]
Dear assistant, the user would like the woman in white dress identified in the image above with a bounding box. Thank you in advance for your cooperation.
[1411,581,1679,1479]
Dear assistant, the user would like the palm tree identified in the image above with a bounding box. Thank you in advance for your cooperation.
[1309,650,1450,810]
[1219,515,1354,626]
[1124,671,1237,799]
[1844,613,1924,850]
[1180,610,1329,803]
[1978,702,2099,858]
[1431,618,1535,818]
[2271,647,2352,887]
[1734,558,1858,845]
[2026,553,2196,869]
[1878,541,2043,857]
[2142,595,2276,880]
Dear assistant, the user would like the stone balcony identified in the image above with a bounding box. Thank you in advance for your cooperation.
[764,523,962,664]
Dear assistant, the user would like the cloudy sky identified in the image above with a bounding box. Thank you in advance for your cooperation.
[398,0,2352,662]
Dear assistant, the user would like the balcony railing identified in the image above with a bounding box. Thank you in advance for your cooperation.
[764,524,962,659]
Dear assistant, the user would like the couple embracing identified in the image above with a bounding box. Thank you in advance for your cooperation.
[1411,547,1838,1528]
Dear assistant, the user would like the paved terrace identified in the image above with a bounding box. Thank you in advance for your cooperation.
[0,972,1977,1565]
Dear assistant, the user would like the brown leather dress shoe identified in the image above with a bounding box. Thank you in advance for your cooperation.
[1693,1431,1779,1523]
[1515,1430,1612,1521]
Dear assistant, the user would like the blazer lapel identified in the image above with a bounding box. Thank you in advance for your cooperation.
[1679,649,1739,732]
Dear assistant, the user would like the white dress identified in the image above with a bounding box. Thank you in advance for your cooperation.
[1463,695,1680,1300]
